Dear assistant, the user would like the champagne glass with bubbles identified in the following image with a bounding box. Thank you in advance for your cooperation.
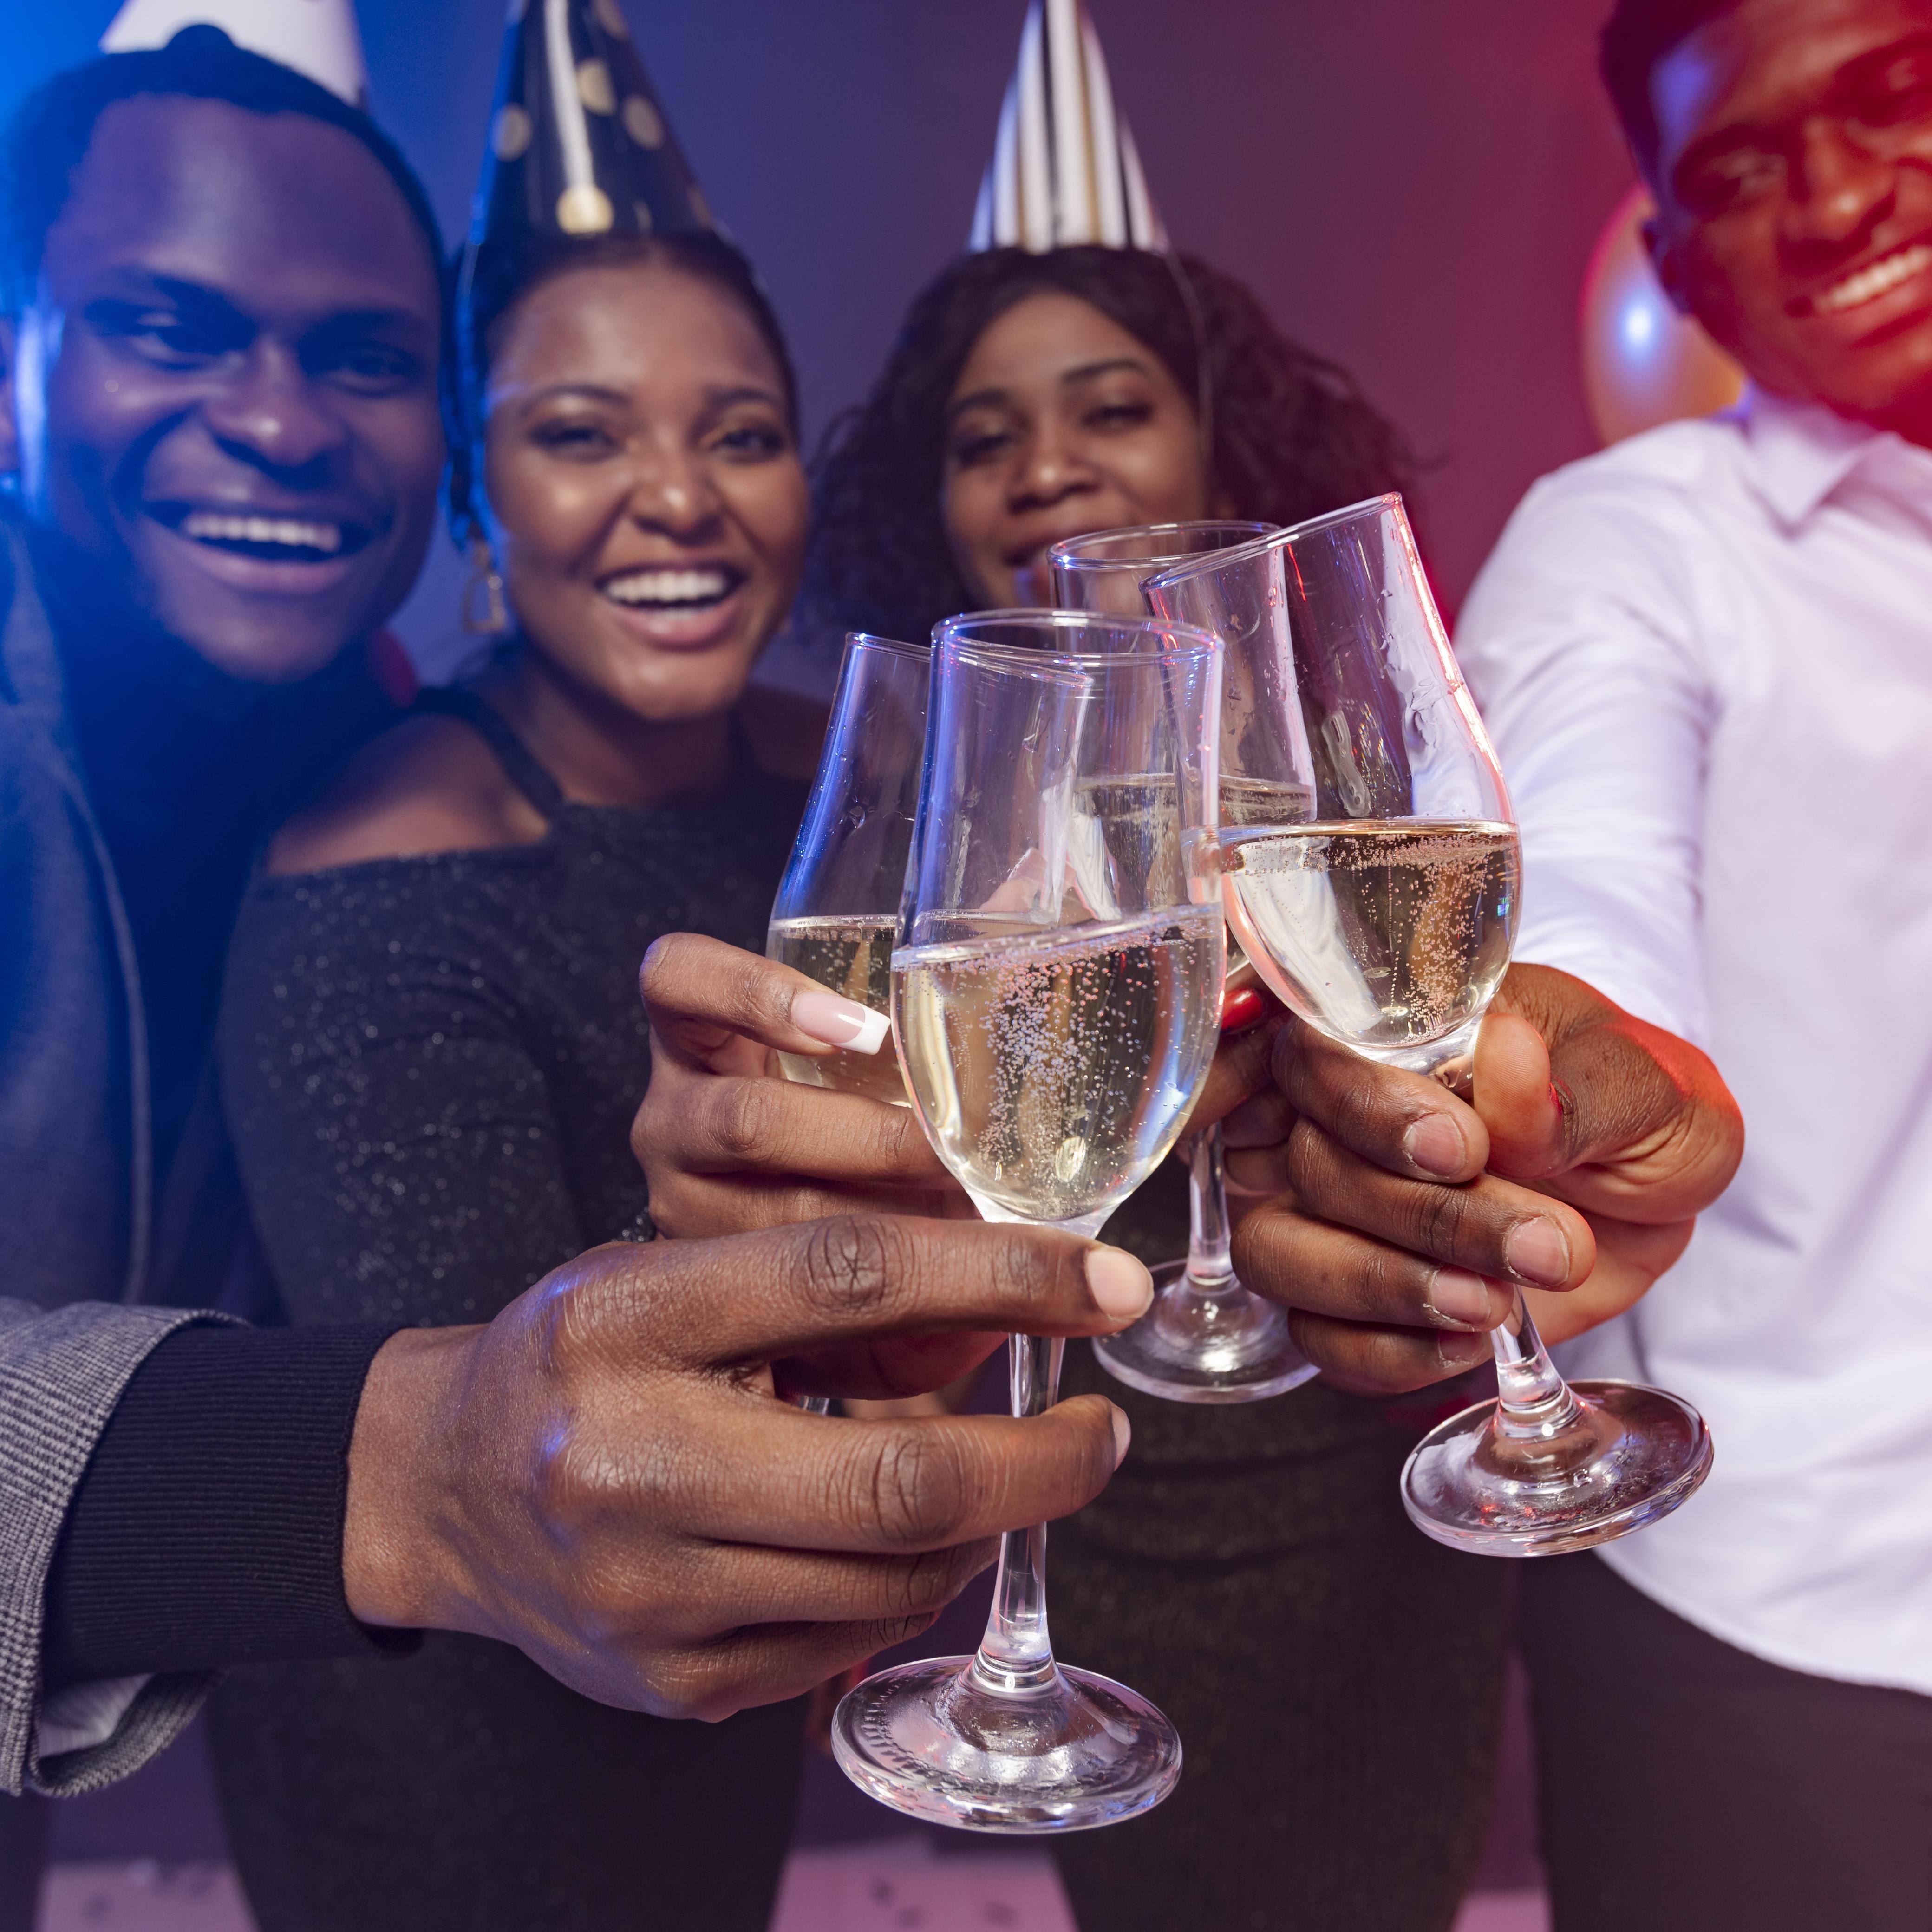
[1146,497,1713,1556]
[831,609,1223,1830]
[1051,522,1315,1403]
[767,633,927,1416]
[767,633,928,1107]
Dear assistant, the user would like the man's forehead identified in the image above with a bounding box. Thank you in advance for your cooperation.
[1655,0,1932,165]
[40,92,437,321]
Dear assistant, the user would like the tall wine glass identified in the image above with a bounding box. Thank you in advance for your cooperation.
[767,633,927,1107]
[766,633,927,1416]
[1051,522,1315,1403]
[1146,497,1714,1556]
[831,609,1224,1831]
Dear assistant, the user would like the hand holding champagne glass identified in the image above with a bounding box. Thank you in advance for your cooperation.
[1147,497,1714,1556]
[831,610,1225,1831]
[763,633,928,1413]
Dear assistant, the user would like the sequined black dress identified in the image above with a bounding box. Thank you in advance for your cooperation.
[210,688,809,1932]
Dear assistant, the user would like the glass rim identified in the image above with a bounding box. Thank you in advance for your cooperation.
[1045,519,1279,574]
[844,630,929,661]
[933,607,1221,672]
[1141,493,1407,595]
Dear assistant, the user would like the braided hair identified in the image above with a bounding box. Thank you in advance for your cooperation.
[804,245,1419,644]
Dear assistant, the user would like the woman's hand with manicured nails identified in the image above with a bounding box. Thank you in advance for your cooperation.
[633,933,1292,1240]
[1231,964,1743,1396]
[341,1215,1152,1720]
[634,932,969,1236]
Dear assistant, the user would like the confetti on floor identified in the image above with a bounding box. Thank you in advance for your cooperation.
[39,1864,253,1932]
[770,1841,1075,1932]
[1455,1891,1552,1932]
[37,1856,1549,1931]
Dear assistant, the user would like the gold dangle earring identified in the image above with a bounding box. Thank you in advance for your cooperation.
[461,535,509,635]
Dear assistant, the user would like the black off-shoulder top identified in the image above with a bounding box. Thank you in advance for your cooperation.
[220,685,807,1330]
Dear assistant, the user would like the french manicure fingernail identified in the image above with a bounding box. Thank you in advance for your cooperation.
[1423,1267,1495,1330]
[791,989,890,1054]
[1402,1112,1466,1178]
[1086,1247,1155,1321]
[1504,1218,1570,1287]
[1111,1407,1132,1467]
[1437,1331,1493,1370]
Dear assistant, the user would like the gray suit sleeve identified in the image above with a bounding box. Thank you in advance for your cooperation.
[0,1298,231,1796]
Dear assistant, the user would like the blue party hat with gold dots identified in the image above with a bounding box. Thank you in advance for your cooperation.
[465,0,718,259]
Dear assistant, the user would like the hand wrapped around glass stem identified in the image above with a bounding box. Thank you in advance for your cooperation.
[1147,496,1719,1556]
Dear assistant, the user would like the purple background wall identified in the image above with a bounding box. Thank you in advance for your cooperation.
[5,0,1635,659]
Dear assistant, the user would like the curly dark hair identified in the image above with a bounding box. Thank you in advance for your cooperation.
[804,245,1420,644]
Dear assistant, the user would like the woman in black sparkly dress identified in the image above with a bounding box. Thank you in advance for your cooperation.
[209,12,822,1930]
[802,241,1515,1932]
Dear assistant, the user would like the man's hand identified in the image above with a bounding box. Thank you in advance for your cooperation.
[1231,965,1743,1395]
[339,1215,1149,1721]
[634,933,1289,1240]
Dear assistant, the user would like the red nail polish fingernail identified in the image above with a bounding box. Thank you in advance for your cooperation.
[1221,987,1266,1032]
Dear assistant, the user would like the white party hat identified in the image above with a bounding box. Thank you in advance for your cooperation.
[99,0,369,107]
[968,0,1166,254]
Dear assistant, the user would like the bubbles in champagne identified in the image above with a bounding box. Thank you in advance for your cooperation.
[1218,774,1314,829]
[1221,820,1519,1053]
[765,914,909,1106]
[893,907,1223,1226]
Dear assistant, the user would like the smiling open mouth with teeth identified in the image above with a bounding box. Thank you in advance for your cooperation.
[1801,242,1932,318]
[599,564,744,609]
[155,504,366,563]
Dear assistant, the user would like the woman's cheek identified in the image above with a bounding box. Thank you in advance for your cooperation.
[731,462,811,581]
[940,476,1005,608]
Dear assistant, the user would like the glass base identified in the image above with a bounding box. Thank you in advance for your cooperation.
[1401,1377,1713,1557]
[1349,1012,1482,1095]
[831,1655,1182,1834]
[1090,1259,1318,1403]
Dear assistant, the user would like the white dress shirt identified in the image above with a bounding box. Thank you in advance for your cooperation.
[1456,389,1932,1695]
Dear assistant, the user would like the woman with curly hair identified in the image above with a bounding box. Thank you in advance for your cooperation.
[806,238,1514,1932]
[807,243,1421,637]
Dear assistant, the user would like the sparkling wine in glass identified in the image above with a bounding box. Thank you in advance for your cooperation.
[766,632,927,1110]
[1051,521,1315,1404]
[831,609,1224,1831]
[1146,497,1713,1556]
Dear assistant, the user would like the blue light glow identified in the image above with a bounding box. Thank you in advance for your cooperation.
[1620,296,1661,359]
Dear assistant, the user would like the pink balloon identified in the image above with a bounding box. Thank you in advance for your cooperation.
[1580,184,1744,446]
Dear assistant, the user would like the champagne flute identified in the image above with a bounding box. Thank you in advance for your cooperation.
[1051,522,1315,1403]
[1146,496,1714,1556]
[767,632,927,1108]
[766,633,926,1416]
[831,609,1224,1831]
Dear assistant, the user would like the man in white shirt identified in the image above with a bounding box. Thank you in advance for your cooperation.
[1456,0,1932,1923]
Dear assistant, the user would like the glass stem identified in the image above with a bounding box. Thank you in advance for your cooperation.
[969,1332,1064,1697]
[1182,1127,1235,1293]
[1489,1287,1582,1440]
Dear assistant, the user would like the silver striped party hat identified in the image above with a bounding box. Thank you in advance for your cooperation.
[967,0,1167,254]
